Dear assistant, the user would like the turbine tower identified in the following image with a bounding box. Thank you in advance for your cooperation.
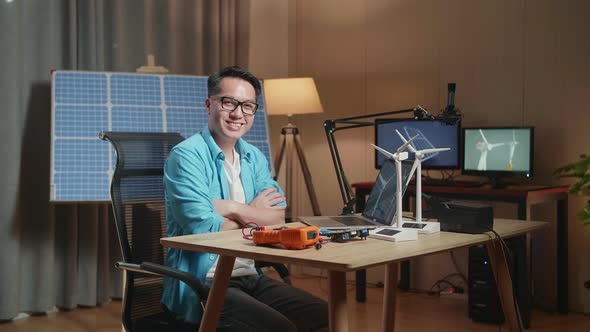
[476,129,505,170]
[370,134,417,228]
[396,130,450,223]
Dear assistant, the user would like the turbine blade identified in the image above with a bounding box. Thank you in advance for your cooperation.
[407,160,419,185]
[479,129,489,144]
[396,135,418,154]
[420,147,451,154]
[395,130,416,152]
[370,144,396,159]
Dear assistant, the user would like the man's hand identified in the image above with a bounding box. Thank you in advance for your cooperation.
[249,187,286,209]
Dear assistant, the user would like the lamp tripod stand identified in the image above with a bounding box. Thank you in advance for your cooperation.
[274,121,321,221]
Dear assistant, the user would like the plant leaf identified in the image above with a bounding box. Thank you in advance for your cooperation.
[554,154,590,178]
[553,163,577,176]
[578,203,590,227]
[554,154,590,227]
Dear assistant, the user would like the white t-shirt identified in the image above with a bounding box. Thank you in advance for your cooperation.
[206,149,258,279]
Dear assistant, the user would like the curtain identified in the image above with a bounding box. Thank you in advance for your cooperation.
[0,0,249,320]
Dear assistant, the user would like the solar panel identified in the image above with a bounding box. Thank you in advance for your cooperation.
[51,70,273,202]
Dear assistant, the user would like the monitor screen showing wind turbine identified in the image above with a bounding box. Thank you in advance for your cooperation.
[462,127,534,178]
[375,119,460,169]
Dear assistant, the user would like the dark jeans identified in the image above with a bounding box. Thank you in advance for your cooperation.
[171,274,329,332]
[216,274,328,332]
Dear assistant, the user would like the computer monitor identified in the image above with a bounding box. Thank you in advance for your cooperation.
[375,119,460,169]
[462,127,534,186]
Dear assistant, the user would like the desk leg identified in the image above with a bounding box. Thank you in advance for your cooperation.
[557,196,568,313]
[382,262,399,332]
[486,240,522,332]
[199,256,235,332]
[328,271,348,332]
[355,270,366,302]
[355,189,368,303]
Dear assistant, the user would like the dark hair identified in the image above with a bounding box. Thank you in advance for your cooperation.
[207,66,261,98]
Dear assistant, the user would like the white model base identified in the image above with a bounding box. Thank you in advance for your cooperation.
[368,227,418,242]
[399,221,440,234]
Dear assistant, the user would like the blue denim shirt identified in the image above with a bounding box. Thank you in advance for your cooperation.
[161,127,285,324]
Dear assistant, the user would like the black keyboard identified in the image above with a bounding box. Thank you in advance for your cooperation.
[421,179,483,188]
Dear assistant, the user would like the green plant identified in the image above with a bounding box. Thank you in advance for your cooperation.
[553,154,590,227]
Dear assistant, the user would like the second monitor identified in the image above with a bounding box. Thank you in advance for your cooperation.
[462,127,534,182]
[375,119,460,169]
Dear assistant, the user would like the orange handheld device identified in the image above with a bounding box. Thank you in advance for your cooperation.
[252,226,320,250]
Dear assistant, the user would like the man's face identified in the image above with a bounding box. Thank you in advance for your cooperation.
[206,77,256,144]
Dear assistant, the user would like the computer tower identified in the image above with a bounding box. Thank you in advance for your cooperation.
[468,237,530,328]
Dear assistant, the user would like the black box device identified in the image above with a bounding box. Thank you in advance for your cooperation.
[437,201,494,234]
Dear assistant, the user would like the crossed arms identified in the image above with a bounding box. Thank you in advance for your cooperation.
[215,187,286,230]
[165,145,286,234]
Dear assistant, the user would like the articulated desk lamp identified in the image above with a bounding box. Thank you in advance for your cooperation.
[325,104,461,301]
[264,78,324,219]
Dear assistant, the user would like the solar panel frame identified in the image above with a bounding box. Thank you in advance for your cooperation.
[50,70,274,202]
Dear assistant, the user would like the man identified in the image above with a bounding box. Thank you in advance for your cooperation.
[162,66,328,331]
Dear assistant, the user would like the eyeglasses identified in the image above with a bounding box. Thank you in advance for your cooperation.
[214,96,259,115]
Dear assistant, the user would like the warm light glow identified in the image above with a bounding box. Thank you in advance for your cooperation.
[264,77,324,116]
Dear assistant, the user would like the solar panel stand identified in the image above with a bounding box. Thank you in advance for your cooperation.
[136,54,169,74]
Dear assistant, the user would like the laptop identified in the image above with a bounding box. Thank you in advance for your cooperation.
[299,159,414,229]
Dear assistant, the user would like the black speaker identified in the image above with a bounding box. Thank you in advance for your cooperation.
[438,201,494,234]
[468,237,530,328]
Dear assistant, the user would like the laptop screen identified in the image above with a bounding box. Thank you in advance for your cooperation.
[362,159,414,225]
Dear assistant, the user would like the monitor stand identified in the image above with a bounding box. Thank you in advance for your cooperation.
[489,177,508,189]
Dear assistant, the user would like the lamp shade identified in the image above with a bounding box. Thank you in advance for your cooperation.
[264,77,324,116]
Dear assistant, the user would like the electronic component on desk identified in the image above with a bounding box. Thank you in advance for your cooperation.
[437,201,494,234]
[252,226,320,250]
[368,227,418,242]
[400,220,440,234]
[320,228,372,243]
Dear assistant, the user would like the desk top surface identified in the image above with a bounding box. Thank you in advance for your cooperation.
[161,219,547,272]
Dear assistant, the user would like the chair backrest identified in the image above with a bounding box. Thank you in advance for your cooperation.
[100,131,185,328]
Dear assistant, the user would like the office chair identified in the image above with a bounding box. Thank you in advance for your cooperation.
[101,131,207,332]
[100,131,290,332]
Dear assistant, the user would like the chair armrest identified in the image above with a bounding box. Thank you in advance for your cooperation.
[255,261,292,285]
[115,261,209,301]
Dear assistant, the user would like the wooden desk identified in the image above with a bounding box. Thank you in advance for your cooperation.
[353,182,569,317]
[162,219,546,332]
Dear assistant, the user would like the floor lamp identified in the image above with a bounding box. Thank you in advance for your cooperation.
[264,78,323,220]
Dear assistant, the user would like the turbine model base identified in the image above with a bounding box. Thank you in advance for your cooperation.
[369,227,418,242]
[400,221,440,234]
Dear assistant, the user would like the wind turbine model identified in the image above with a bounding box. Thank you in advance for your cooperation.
[506,130,519,170]
[370,134,418,229]
[396,130,450,233]
[476,129,506,170]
